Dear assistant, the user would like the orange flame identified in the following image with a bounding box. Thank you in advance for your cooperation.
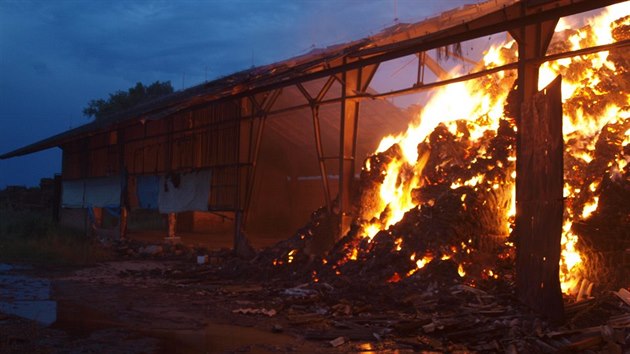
[360,4,629,294]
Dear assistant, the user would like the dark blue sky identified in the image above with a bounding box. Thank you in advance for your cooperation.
[0,0,479,188]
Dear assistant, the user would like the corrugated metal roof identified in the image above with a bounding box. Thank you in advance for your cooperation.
[2,0,617,159]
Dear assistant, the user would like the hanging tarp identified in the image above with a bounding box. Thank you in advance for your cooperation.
[136,175,160,210]
[158,170,211,213]
[61,176,121,208]
[61,180,86,208]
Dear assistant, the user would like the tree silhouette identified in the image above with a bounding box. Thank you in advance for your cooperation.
[83,81,174,120]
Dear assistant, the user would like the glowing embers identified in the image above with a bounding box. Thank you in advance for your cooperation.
[450,175,484,190]
[458,264,467,278]
[273,248,299,266]
[406,253,434,277]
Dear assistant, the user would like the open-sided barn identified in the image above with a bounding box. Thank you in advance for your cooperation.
[2,0,627,316]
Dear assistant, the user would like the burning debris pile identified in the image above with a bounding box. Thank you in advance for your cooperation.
[562,14,630,292]
[332,10,630,295]
[169,7,630,352]
[323,117,516,287]
[264,9,630,297]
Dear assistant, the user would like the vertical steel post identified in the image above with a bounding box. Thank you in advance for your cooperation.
[338,63,379,239]
[243,89,281,225]
[417,51,425,85]
[296,78,336,215]
[338,67,362,238]
[311,105,333,214]
[234,99,247,256]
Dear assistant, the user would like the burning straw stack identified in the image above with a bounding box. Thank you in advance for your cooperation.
[324,117,516,285]
[261,15,629,296]
[560,15,630,291]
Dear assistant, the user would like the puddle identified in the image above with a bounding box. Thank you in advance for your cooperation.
[0,263,57,326]
[53,301,300,353]
[0,263,307,353]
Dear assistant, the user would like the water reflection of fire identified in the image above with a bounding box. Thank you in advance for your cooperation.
[348,4,630,294]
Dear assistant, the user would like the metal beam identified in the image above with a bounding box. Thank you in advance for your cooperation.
[302,39,629,106]
[295,82,313,103]
[243,89,281,224]
[339,66,361,238]
[316,76,337,102]
[225,0,622,102]
[220,38,629,122]
[419,52,451,81]
[296,76,339,215]
[311,105,333,213]
[338,63,378,238]
[234,98,246,257]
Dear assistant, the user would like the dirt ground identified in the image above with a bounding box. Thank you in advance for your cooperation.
[0,258,375,354]
[2,233,628,353]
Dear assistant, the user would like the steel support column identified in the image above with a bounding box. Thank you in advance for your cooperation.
[243,89,281,222]
[338,63,378,238]
[234,99,247,257]
[296,77,336,214]
[235,90,280,258]
[311,105,333,213]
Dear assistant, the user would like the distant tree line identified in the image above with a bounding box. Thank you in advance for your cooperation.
[83,81,174,120]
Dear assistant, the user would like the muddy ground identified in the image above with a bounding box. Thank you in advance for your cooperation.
[2,238,629,354]
[0,258,370,354]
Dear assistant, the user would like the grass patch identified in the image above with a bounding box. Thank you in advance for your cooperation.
[0,208,112,266]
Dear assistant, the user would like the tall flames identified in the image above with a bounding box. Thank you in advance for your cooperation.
[357,4,630,294]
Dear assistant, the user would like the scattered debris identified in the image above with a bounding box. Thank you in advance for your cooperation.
[329,336,346,347]
[139,245,163,256]
[233,308,277,317]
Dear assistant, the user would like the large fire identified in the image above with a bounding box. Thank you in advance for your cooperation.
[355,4,630,294]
